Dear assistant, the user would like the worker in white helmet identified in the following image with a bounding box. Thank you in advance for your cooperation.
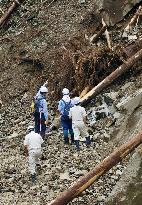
[69,97,91,150]
[35,81,48,98]
[58,88,74,144]
[33,86,48,139]
[24,125,44,182]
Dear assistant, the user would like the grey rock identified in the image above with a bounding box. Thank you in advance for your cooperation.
[60,172,70,180]
[8,132,18,139]
[115,170,122,176]
[79,0,86,3]
[116,88,142,113]
[97,195,106,201]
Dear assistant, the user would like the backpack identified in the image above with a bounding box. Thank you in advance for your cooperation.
[30,96,45,115]
[61,99,72,120]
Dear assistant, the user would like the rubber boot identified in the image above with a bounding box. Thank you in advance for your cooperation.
[40,131,46,140]
[41,134,46,147]
[75,140,80,151]
[70,134,75,145]
[69,129,74,145]
[63,129,69,144]
[86,136,91,147]
[36,164,42,174]
[64,137,69,144]
[31,173,36,183]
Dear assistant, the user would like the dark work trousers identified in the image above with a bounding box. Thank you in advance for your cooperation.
[34,112,46,138]
[61,116,74,144]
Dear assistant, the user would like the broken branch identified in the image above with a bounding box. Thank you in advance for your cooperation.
[42,0,56,7]
[102,18,112,49]
[48,131,142,205]
[0,0,21,27]
[80,48,142,105]
[90,25,107,44]
[124,5,142,32]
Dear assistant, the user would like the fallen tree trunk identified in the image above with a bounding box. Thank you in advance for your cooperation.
[80,48,142,105]
[14,56,44,69]
[14,56,39,63]
[123,36,142,58]
[0,0,20,27]
[79,86,90,98]
[48,131,142,205]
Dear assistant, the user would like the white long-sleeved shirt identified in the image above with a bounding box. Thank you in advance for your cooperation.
[69,105,87,122]
[24,131,44,151]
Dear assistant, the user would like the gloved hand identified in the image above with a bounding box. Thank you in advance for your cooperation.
[24,152,28,157]
[45,120,49,125]
[23,147,28,157]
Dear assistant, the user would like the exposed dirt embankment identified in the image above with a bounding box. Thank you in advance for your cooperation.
[1,0,142,104]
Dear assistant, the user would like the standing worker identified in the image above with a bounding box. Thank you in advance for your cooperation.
[24,125,44,182]
[69,97,91,150]
[33,86,48,139]
[58,88,74,145]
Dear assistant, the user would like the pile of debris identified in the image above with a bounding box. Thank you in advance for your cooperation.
[0,0,142,102]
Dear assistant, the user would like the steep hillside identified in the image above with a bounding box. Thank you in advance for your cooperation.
[0,1,142,205]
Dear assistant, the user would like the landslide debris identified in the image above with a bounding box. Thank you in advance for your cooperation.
[0,1,142,205]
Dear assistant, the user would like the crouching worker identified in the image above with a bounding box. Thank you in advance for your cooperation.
[58,88,74,145]
[69,97,91,150]
[24,125,44,183]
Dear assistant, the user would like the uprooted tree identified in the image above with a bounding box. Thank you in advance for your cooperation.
[80,48,142,104]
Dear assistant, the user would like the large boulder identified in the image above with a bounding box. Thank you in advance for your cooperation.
[103,0,140,25]
[116,88,142,114]
[95,0,140,25]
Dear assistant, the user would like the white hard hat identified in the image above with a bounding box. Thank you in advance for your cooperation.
[27,125,34,132]
[40,86,48,93]
[62,88,69,95]
[74,97,80,105]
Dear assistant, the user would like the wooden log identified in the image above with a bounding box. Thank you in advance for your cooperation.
[90,25,107,44]
[48,131,142,205]
[79,86,90,98]
[0,0,20,27]
[123,36,142,58]
[14,56,38,63]
[80,48,142,105]
[14,56,44,69]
